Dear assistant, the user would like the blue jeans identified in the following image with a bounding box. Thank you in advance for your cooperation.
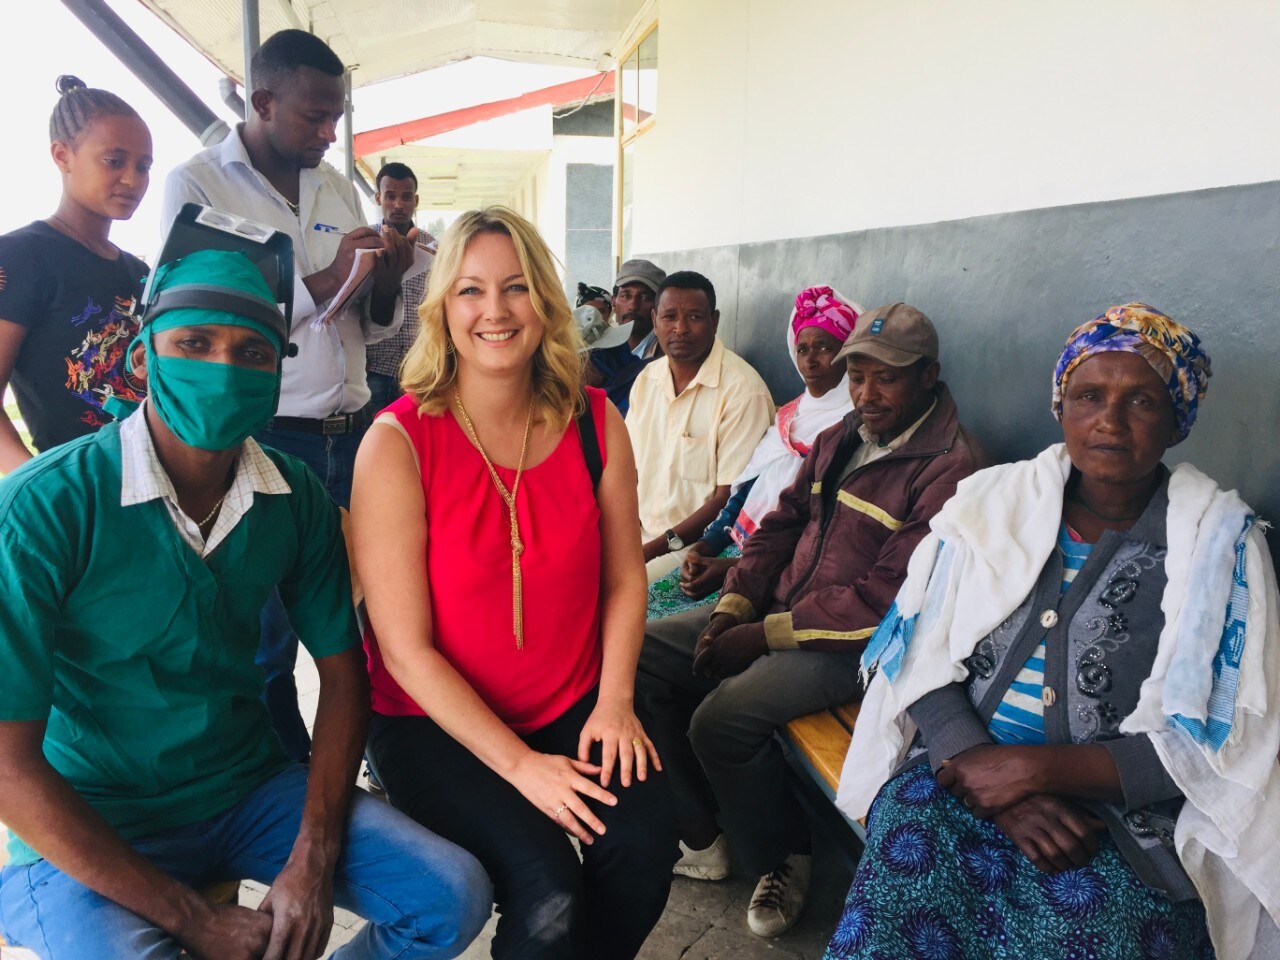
[366,371,402,414]
[0,765,492,959]
[253,420,369,762]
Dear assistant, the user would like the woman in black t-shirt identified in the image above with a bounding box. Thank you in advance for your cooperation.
[0,76,151,471]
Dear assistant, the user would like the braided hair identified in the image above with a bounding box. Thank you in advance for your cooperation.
[49,75,141,144]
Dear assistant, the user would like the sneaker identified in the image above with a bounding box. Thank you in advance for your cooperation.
[363,763,387,801]
[673,834,730,881]
[746,853,811,938]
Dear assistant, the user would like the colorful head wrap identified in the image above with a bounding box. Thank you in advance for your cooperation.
[790,286,861,345]
[1052,302,1211,445]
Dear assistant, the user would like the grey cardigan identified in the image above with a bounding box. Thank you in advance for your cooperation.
[904,474,1198,901]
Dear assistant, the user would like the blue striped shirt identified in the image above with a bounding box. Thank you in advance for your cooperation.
[987,525,1093,745]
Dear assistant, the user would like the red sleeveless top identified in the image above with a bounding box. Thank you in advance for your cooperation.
[364,386,607,733]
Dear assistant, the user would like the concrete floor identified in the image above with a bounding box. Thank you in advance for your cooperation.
[245,842,850,959]
[288,651,855,960]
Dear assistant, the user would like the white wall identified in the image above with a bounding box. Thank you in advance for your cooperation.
[510,158,548,228]
[633,0,1280,253]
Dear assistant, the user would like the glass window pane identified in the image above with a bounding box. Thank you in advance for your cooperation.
[621,49,640,138]
[620,140,635,262]
[637,28,658,126]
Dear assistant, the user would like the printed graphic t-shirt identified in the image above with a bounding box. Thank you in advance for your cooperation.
[0,221,147,452]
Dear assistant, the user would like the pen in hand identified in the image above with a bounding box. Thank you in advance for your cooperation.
[314,223,423,239]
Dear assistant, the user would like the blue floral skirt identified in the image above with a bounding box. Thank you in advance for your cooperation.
[646,545,741,620]
[824,765,1214,960]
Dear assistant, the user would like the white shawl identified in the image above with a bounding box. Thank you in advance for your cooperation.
[836,444,1280,960]
[729,379,852,544]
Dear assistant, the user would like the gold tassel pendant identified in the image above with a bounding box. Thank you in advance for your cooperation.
[453,390,534,651]
[511,525,525,649]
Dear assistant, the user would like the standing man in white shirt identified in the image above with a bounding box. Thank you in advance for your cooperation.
[163,29,415,761]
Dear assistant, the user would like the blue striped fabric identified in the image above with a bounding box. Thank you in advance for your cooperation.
[987,525,1093,745]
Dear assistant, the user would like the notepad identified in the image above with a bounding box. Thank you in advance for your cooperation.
[311,242,434,329]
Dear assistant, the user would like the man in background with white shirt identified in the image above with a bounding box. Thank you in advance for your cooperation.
[163,29,414,761]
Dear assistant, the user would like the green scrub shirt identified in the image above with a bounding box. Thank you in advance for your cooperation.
[0,421,357,865]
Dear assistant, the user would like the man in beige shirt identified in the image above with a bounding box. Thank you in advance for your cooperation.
[627,271,774,583]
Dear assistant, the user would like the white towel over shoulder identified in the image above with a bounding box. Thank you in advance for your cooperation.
[835,445,1280,960]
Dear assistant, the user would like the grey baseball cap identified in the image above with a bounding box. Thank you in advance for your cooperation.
[835,302,939,366]
[614,259,666,295]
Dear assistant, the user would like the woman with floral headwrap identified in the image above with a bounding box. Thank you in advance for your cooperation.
[824,304,1280,960]
[647,286,860,619]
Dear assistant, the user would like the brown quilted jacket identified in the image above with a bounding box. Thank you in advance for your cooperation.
[714,383,989,653]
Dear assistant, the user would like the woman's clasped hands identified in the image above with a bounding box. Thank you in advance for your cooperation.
[938,744,1106,874]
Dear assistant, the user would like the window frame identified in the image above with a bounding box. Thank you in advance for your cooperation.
[614,21,658,266]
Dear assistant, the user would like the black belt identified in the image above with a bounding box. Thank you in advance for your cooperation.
[270,404,374,436]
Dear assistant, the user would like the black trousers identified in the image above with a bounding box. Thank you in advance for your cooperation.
[368,688,678,960]
[636,606,865,877]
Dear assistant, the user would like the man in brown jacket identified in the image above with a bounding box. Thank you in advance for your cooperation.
[636,303,989,938]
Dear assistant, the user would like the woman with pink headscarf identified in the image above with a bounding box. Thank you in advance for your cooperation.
[647,286,861,619]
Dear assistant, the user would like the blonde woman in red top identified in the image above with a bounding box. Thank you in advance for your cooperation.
[351,206,677,959]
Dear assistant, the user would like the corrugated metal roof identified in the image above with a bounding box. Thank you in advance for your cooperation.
[136,0,643,87]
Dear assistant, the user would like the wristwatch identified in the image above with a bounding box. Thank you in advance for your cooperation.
[665,529,685,552]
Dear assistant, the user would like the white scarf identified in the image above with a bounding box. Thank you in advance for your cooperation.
[730,378,852,545]
[836,444,1280,960]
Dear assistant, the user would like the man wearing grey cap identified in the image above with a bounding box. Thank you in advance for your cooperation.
[586,258,667,415]
[636,302,989,939]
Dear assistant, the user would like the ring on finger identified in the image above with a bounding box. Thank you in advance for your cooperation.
[632,737,645,747]
[554,803,568,818]
[963,797,974,809]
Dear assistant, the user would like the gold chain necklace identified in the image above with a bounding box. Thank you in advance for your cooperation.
[196,492,228,528]
[452,391,534,649]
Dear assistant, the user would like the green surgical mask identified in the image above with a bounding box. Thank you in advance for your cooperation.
[148,352,280,451]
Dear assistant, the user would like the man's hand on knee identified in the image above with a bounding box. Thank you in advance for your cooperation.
[179,901,273,960]
[693,613,738,661]
[693,621,768,680]
[258,854,336,960]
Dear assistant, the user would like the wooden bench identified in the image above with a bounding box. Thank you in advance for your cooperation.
[779,701,866,866]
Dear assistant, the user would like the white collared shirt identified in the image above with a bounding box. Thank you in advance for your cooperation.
[851,399,938,469]
[627,337,775,540]
[119,404,292,557]
[162,126,403,418]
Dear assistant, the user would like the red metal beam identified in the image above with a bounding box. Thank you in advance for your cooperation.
[354,72,616,157]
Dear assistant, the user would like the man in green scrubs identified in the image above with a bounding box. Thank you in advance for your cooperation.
[0,249,490,960]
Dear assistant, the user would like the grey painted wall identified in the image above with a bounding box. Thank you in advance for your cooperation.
[564,162,615,299]
[640,181,1280,546]
[553,98,614,137]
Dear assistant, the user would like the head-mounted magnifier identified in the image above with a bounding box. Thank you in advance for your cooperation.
[141,203,295,348]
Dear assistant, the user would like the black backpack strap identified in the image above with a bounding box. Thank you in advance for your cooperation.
[577,390,604,494]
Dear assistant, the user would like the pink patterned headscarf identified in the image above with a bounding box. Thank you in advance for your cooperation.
[790,286,860,345]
